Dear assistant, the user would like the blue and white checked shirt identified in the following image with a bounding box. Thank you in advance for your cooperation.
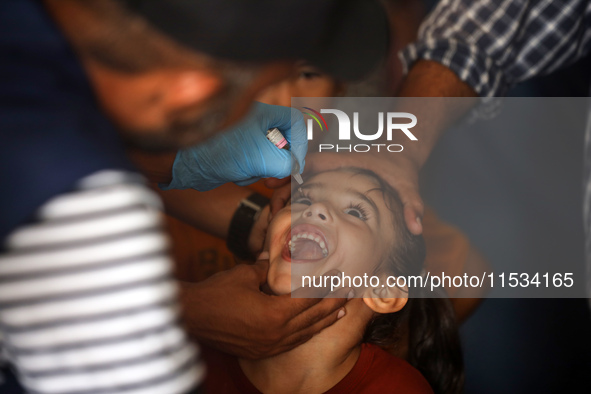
[400,0,591,97]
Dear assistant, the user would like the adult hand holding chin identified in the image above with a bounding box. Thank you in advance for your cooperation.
[247,205,271,258]
[179,256,350,360]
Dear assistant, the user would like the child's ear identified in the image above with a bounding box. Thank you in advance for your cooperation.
[362,283,408,314]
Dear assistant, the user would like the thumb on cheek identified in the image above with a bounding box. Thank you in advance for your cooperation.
[257,251,270,261]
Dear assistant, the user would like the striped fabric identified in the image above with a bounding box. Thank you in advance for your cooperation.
[0,170,203,394]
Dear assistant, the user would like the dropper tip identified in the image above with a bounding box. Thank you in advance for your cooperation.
[293,173,304,185]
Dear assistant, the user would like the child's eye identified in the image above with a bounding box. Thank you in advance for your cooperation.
[293,197,312,206]
[292,191,313,206]
[344,204,368,221]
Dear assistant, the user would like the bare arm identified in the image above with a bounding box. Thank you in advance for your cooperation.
[129,149,269,254]
[156,183,252,240]
[396,59,478,168]
[270,60,477,234]
[452,246,491,324]
[377,59,478,233]
[279,0,591,235]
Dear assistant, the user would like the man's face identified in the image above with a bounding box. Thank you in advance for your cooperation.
[84,60,294,151]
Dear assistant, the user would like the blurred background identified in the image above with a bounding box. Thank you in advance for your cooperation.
[421,54,591,393]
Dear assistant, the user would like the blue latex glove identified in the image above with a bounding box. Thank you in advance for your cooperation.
[160,102,307,191]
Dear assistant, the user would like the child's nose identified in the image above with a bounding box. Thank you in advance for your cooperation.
[303,203,332,222]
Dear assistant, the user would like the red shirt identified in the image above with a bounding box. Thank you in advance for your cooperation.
[202,343,434,393]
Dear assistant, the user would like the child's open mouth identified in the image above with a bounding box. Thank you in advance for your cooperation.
[283,224,329,262]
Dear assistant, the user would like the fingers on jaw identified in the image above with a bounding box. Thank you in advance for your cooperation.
[270,199,284,215]
[265,177,290,188]
[286,296,347,332]
[284,304,347,348]
[403,203,424,235]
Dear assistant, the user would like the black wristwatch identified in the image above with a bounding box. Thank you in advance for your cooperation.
[226,193,269,260]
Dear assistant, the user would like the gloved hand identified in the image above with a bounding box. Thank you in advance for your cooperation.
[160,102,307,191]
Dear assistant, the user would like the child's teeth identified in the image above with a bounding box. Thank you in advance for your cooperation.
[290,232,329,257]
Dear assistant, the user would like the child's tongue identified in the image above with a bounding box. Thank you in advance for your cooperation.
[291,238,325,261]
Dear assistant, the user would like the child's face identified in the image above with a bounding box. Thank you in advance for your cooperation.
[265,171,398,295]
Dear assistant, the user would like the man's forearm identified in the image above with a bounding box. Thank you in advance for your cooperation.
[397,60,478,169]
[157,183,253,240]
[128,149,176,184]
[399,59,479,98]
[128,148,255,240]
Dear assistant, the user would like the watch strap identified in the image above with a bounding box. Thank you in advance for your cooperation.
[226,193,269,260]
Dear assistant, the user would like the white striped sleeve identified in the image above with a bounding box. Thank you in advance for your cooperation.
[0,170,203,394]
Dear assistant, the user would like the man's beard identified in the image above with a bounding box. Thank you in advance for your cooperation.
[121,94,237,153]
[120,57,260,152]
